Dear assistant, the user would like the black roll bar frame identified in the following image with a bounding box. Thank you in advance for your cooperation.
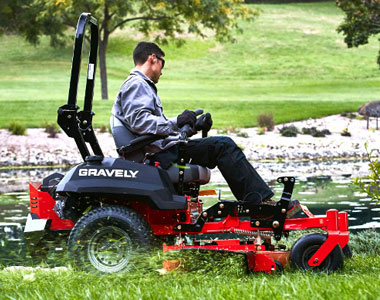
[57,13,103,161]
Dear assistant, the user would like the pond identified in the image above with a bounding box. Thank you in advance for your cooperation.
[0,160,379,266]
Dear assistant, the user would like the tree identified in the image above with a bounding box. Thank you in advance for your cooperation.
[1,0,258,99]
[337,0,380,67]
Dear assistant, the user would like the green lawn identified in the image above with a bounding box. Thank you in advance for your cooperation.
[0,254,379,300]
[1,2,380,128]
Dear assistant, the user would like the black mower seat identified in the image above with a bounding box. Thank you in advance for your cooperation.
[110,116,211,185]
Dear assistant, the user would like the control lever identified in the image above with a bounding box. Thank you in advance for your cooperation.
[179,108,204,141]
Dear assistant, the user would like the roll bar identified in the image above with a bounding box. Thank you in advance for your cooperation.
[57,13,103,161]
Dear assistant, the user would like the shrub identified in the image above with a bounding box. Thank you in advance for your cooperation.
[341,128,351,137]
[349,230,380,255]
[353,142,380,203]
[7,121,26,135]
[321,129,331,135]
[99,125,108,133]
[217,127,240,135]
[257,127,266,135]
[302,127,316,135]
[42,122,60,138]
[302,127,331,138]
[311,130,325,137]
[341,112,357,119]
[279,125,298,137]
[257,113,275,131]
[237,132,249,138]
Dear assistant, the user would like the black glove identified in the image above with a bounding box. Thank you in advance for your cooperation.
[195,113,213,132]
[177,109,197,128]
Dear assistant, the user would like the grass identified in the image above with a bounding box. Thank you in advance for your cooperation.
[0,231,379,299]
[0,254,379,300]
[1,2,380,128]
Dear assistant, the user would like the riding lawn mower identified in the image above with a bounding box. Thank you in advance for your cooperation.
[24,13,350,274]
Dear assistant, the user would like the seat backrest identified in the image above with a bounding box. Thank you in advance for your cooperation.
[110,116,145,162]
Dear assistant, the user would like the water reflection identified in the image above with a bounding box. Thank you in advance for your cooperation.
[0,162,379,266]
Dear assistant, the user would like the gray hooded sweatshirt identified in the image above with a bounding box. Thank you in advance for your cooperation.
[112,69,179,153]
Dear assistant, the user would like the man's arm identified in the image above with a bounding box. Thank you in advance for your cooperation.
[118,80,178,136]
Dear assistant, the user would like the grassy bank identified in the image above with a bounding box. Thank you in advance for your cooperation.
[1,2,380,129]
[0,254,379,300]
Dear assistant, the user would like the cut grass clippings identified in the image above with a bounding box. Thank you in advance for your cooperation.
[1,230,379,299]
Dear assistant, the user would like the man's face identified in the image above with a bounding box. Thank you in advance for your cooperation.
[150,54,165,84]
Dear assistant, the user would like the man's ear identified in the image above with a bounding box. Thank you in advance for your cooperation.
[148,54,155,65]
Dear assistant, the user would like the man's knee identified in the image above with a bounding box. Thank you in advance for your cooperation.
[208,136,237,148]
[213,136,245,161]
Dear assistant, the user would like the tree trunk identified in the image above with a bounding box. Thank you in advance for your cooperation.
[99,39,108,100]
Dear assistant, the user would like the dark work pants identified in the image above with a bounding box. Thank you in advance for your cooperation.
[152,136,274,204]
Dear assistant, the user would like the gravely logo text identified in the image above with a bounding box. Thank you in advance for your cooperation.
[78,168,139,178]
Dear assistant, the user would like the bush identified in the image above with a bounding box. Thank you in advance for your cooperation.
[99,125,108,133]
[279,125,298,137]
[341,112,357,119]
[42,122,60,138]
[349,230,380,255]
[353,142,380,203]
[217,127,240,135]
[257,127,266,135]
[302,127,331,137]
[257,114,275,131]
[237,132,249,138]
[7,121,26,135]
[341,128,351,137]
[321,129,331,135]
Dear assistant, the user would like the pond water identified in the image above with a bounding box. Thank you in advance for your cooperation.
[0,161,379,266]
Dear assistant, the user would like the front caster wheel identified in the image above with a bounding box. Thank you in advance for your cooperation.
[290,233,343,272]
[274,260,284,273]
[68,206,153,274]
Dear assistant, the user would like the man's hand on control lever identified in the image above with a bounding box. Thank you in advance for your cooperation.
[177,109,210,138]
[177,110,197,128]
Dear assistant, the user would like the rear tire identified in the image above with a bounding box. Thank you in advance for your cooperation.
[67,206,153,273]
[290,233,343,272]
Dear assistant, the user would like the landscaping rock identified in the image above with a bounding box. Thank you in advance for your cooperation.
[1,114,380,167]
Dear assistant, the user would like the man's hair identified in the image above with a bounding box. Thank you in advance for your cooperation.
[133,42,165,66]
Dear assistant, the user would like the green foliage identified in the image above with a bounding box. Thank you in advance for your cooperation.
[0,2,377,127]
[7,121,26,135]
[257,113,275,131]
[341,128,351,137]
[279,125,298,137]
[337,0,380,67]
[257,127,266,135]
[349,230,380,256]
[1,254,380,299]
[0,0,258,99]
[98,125,109,133]
[41,122,60,138]
[237,131,249,138]
[353,143,380,203]
[302,127,331,137]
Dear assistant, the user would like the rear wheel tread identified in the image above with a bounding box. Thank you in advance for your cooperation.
[67,206,153,273]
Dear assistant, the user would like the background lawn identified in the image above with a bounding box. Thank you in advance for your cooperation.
[1,1,380,128]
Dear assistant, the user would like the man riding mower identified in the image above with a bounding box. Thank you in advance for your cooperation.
[24,13,350,274]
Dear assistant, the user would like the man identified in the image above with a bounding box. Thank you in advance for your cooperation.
[112,42,274,204]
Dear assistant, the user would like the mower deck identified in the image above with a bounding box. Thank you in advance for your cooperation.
[162,207,349,273]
